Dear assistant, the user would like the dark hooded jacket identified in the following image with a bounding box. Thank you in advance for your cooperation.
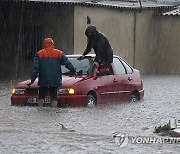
[31,38,75,87]
[83,25,113,63]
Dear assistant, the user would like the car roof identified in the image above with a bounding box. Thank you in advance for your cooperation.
[67,54,120,58]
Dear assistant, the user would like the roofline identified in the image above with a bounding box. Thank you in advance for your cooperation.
[1,0,177,11]
[67,54,120,58]
[161,5,180,16]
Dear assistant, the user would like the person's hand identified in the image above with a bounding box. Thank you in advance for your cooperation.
[93,61,99,67]
[77,55,85,60]
[74,72,78,78]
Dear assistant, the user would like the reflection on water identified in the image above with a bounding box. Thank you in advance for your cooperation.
[0,75,180,153]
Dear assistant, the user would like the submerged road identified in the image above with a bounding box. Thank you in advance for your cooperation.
[0,74,180,154]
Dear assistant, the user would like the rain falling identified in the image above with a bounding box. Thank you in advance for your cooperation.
[0,0,180,153]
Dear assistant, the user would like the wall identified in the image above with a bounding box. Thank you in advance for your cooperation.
[135,11,180,73]
[153,15,180,73]
[74,5,180,74]
[0,2,74,79]
[135,10,156,73]
[0,2,179,80]
[0,2,21,79]
[74,5,135,66]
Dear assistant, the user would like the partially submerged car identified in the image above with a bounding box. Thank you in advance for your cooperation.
[11,54,144,107]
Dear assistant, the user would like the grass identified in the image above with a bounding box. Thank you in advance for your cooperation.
[154,123,171,133]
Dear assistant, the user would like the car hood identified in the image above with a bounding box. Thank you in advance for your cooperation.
[15,75,93,88]
[62,75,91,88]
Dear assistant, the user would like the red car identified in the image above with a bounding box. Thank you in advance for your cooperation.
[11,54,144,107]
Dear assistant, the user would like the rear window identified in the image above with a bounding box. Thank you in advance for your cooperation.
[121,59,133,74]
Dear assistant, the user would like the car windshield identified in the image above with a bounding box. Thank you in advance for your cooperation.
[61,57,94,75]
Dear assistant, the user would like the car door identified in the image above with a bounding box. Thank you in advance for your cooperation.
[96,67,119,104]
[113,57,132,102]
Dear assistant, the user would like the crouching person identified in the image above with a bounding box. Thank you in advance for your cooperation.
[29,38,76,108]
[78,25,113,79]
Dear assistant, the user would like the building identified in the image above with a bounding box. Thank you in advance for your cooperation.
[0,0,179,79]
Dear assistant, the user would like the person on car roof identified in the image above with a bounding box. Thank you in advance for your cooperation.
[28,38,76,108]
[78,25,113,79]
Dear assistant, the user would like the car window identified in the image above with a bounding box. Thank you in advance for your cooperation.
[61,57,94,75]
[121,59,133,74]
[113,57,126,75]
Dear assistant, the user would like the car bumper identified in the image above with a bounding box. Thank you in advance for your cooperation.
[11,94,87,107]
[58,95,86,107]
[139,88,144,100]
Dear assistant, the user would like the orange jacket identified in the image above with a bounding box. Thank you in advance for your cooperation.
[31,38,75,87]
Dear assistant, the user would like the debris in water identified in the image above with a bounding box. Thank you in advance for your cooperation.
[58,123,76,132]
[141,127,149,130]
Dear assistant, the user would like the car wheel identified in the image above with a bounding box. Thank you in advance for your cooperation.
[86,94,96,107]
[130,94,138,102]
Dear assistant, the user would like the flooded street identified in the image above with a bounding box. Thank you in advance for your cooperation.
[0,75,180,154]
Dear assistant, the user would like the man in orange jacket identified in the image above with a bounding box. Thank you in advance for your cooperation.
[29,38,76,108]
